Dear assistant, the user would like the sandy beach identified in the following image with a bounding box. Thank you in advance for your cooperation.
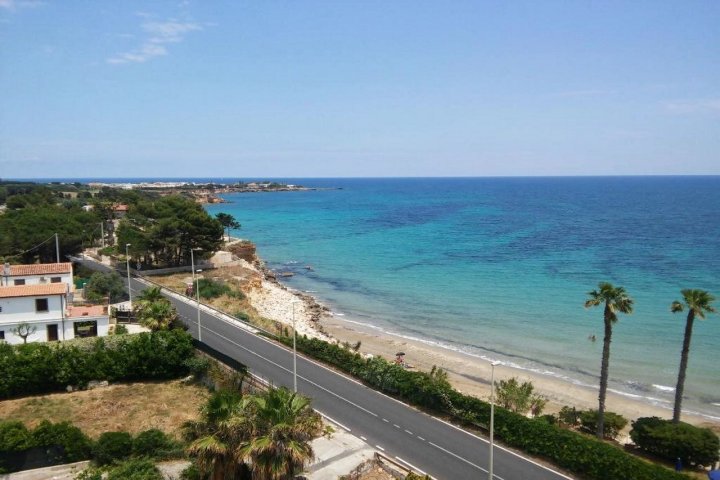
[241,260,719,439]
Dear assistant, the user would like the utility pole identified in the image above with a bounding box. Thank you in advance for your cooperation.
[55,233,60,263]
[100,222,105,248]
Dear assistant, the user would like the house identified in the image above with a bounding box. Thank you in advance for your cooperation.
[0,263,109,345]
[2,262,74,288]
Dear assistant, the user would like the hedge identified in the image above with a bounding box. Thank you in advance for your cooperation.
[0,330,195,399]
[630,417,719,466]
[281,334,693,480]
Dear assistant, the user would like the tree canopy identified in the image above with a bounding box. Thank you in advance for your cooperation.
[117,195,223,267]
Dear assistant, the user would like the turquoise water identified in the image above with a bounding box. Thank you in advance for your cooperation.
[206,177,720,418]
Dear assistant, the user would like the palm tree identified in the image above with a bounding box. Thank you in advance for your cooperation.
[238,387,323,480]
[137,286,164,302]
[584,282,633,439]
[184,390,252,480]
[134,298,178,331]
[670,289,716,423]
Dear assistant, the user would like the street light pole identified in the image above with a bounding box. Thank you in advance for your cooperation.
[292,300,300,392]
[489,361,500,480]
[125,243,132,307]
[196,269,202,342]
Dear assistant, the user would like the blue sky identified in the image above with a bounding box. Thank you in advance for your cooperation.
[1,1,718,178]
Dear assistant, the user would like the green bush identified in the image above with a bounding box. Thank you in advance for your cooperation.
[0,330,195,399]
[579,410,628,440]
[132,429,173,458]
[74,468,102,480]
[93,431,133,466]
[0,421,34,451]
[179,462,204,480]
[183,355,212,376]
[98,246,116,257]
[196,278,233,299]
[280,334,690,480]
[234,311,250,322]
[630,417,719,466]
[107,458,163,480]
[31,420,92,462]
[113,324,129,335]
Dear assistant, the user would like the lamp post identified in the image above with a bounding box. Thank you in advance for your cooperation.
[292,300,300,392]
[125,243,132,307]
[195,269,202,342]
[489,360,500,480]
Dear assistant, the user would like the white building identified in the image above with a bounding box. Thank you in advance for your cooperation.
[0,263,109,345]
[2,262,74,288]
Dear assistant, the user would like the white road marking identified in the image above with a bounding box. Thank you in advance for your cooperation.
[318,412,351,432]
[404,429,413,435]
[394,457,430,478]
[393,424,401,429]
[376,445,385,452]
[428,441,487,473]
[417,436,425,441]
[382,418,389,423]
[360,436,367,441]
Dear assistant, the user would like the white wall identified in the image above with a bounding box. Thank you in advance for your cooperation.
[0,320,61,345]
[0,294,64,324]
[4,272,73,287]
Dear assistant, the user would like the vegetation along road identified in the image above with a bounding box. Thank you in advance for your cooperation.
[78,257,572,480]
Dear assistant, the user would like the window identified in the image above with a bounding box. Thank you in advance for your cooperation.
[35,298,49,313]
[14,279,25,286]
[73,321,97,338]
[0,331,4,341]
[50,277,62,283]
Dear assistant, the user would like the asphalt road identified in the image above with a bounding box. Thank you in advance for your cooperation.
[80,258,572,480]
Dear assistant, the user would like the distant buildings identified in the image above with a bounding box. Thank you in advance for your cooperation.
[0,262,109,344]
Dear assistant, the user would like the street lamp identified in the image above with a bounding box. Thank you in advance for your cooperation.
[489,360,500,480]
[292,300,300,392]
[125,243,132,307]
[195,269,203,342]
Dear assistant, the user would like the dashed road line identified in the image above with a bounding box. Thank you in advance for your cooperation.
[404,429,413,435]
[376,445,385,452]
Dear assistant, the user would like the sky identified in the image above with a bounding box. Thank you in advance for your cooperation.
[0,1,718,178]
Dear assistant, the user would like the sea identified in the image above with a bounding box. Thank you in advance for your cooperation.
[34,176,720,419]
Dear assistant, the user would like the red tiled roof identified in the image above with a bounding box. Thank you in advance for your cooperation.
[67,305,107,318]
[7,262,73,276]
[0,283,68,298]
[113,204,129,211]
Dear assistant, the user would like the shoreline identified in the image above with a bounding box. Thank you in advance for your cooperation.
[241,255,720,436]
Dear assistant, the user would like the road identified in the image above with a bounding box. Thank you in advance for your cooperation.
[80,258,572,480]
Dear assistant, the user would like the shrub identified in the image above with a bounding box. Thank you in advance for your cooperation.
[74,469,102,480]
[113,324,129,335]
[630,417,719,466]
[132,429,173,458]
[106,458,163,480]
[196,278,233,299]
[183,355,212,376]
[31,420,92,462]
[93,431,133,466]
[234,311,250,322]
[0,421,34,451]
[0,330,194,399]
[558,406,581,427]
[179,462,203,480]
[579,410,628,440]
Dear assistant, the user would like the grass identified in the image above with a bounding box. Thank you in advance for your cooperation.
[0,380,209,439]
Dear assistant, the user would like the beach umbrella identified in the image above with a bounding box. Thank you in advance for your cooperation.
[708,470,720,480]
[396,352,405,356]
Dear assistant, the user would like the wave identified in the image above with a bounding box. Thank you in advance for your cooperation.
[653,384,676,392]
